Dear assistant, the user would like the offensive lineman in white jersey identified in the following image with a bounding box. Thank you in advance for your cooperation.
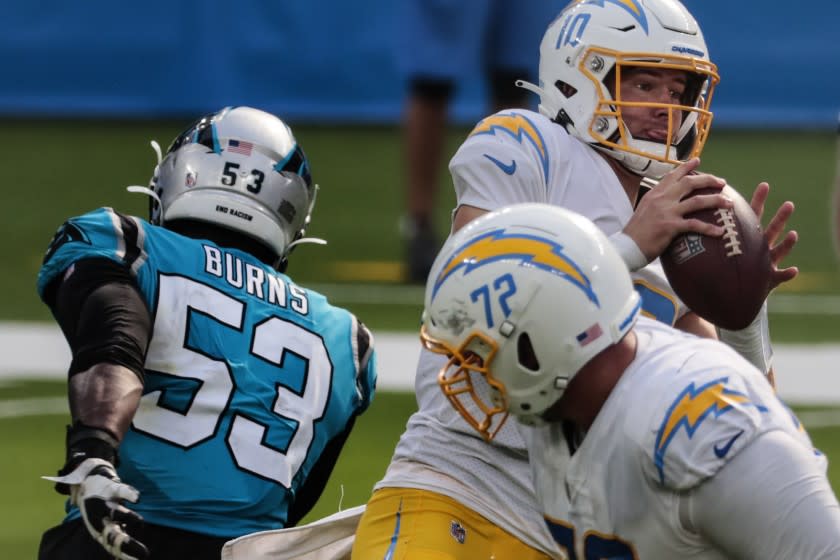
[422,203,840,559]
[352,1,798,559]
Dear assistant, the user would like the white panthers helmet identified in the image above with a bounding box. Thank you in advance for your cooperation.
[518,0,719,179]
[422,203,641,440]
[148,106,316,266]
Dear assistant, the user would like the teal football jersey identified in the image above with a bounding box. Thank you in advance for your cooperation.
[38,207,377,537]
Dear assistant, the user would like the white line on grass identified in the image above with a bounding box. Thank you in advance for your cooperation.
[770,294,840,315]
[0,397,67,419]
[2,325,839,402]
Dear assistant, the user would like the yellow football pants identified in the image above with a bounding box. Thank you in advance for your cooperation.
[351,487,555,560]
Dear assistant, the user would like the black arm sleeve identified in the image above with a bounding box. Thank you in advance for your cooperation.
[51,258,152,381]
[285,415,358,527]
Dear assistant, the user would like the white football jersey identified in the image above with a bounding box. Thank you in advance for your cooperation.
[525,316,828,559]
[451,108,688,327]
[379,109,688,557]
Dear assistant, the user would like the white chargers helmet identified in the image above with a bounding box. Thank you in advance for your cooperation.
[422,203,641,440]
[518,0,719,179]
[144,106,317,269]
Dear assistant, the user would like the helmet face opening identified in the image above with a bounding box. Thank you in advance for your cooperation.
[585,49,719,169]
[532,0,719,178]
[422,325,510,442]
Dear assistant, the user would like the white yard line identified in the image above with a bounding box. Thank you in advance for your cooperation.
[0,397,67,419]
[1,322,839,403]
[770,294,840,315]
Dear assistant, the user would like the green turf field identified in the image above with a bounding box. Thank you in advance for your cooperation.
[2,120,839,335]
[3,380,840,558]
[0,380,420,558]
[1,121,839,557]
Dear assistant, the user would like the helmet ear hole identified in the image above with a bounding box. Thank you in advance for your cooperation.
[517,332,540,371]
[556,80,578,98]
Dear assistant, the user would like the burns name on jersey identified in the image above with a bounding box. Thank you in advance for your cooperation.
[202,244,309,315]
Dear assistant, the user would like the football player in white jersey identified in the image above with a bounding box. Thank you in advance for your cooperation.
[352,1,799,559]
[424,203,840,559]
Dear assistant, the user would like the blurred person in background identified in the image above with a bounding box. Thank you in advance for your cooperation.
[353,0,798,558]
[833,112,840,259]
[37,106,377,560]
[398,0,562,283]
[425,202,840,559]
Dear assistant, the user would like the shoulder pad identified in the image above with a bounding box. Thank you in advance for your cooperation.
[645,369,774,490]
[459,110,554,181]
[38,208,147,299]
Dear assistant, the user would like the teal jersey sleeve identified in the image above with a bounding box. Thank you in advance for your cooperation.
[38,207,148,301]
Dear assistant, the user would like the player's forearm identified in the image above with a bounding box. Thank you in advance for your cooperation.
[69,364,144,441]
[52,259,152,440]
[53,364,144,495]
[50,265,152,471]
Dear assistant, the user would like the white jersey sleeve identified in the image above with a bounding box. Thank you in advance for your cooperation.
[686,430,840,559]
[450,110,553,211]
[641,343,821,491]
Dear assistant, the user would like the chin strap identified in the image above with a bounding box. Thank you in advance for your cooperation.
[149,140,162,164]
[515,79,542,97]
[286,237,327,251]
[126,140,165,222]
[275,235,327,273]
[126,185,160,204]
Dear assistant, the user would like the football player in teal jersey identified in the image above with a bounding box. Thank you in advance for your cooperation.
[37,106,377,560]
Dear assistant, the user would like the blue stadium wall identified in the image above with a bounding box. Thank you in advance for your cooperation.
[0,0,836,127]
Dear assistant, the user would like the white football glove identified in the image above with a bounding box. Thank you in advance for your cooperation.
[44,458,149,560]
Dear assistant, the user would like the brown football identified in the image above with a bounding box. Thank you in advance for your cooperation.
[661,184,771,330]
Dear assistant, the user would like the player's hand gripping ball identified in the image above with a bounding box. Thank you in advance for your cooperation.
[662,185,771,330]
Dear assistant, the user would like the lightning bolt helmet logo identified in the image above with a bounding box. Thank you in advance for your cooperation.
[431,228,599,307]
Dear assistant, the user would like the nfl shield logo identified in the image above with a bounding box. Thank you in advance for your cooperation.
[450,520,466,544]
[185,172,197,188]
[670,233,705,264]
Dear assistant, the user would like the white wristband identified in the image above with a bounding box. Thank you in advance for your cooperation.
[610,232,648,272]
[717,301,774,375]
